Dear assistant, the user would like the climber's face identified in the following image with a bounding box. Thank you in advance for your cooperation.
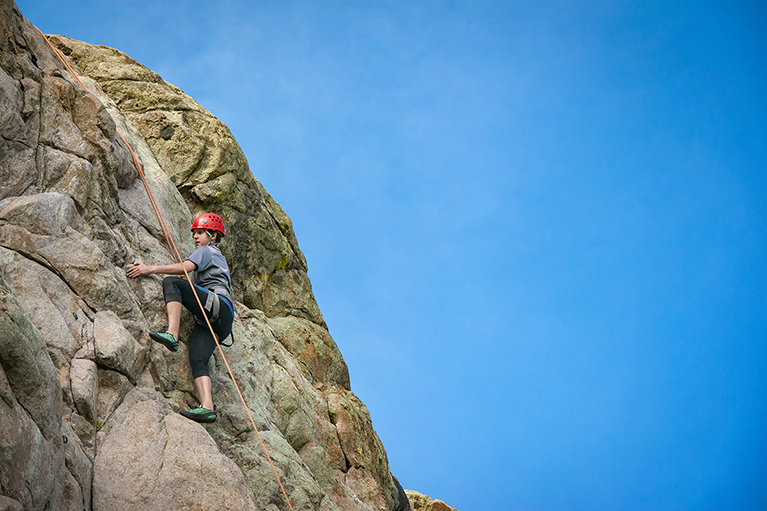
[192,228,211,248]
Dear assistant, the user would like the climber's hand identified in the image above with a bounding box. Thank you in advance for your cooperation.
[127,262,152,278]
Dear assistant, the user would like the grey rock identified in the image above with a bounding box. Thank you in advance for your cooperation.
[93,310,146,382]
[0,191,78,236]
[0,276,90,511]
[61,418,94,509]
[0,245,90,366]
[0,271,62,441]
[0,495,23,511]
[70,358,98,423]
[68,409,96,459]
[96,369,132,426]
[94,387,258,511]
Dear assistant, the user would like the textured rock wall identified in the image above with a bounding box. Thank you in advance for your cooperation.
[405,491,459,511]
[0,1,413,509]
[47,34,325,326]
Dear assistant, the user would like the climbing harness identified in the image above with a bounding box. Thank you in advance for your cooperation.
[204,290,221,322]
[195,285,235,347]
[35,26,294,511]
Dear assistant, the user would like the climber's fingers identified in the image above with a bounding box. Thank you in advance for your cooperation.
[126,262,150,278]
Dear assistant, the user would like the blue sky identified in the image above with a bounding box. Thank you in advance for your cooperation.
[18,1,767,509]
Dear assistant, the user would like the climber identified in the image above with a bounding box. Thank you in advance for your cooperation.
[126,213,233,423]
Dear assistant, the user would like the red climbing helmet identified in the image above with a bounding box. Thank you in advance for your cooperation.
[191,213,226,237]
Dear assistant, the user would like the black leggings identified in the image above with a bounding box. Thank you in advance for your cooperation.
[162,276,233,379]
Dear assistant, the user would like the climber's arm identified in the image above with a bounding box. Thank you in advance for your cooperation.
[126,260,197,278]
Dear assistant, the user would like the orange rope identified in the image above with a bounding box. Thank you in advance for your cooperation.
[36,26,295,511]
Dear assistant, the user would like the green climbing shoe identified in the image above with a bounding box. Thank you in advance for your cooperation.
[180,406,217,423]
[149,331,178,352]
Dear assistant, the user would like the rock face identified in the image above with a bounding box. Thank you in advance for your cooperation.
[47,32,324,327]
[0,1,414,509]
[405,491,460,511]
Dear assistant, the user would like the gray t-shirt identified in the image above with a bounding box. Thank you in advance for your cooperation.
[187,245,232,302]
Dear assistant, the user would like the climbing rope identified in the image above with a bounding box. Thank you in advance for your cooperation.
[35,26,295,511]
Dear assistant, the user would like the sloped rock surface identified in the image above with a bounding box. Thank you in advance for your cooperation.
[0,271,89,511]
[94,387,258,511]
[405,491,460,511]
[0,1,411,510]
[49,34,325,327]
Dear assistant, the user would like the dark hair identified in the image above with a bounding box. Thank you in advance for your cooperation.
[206,229,221,243]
